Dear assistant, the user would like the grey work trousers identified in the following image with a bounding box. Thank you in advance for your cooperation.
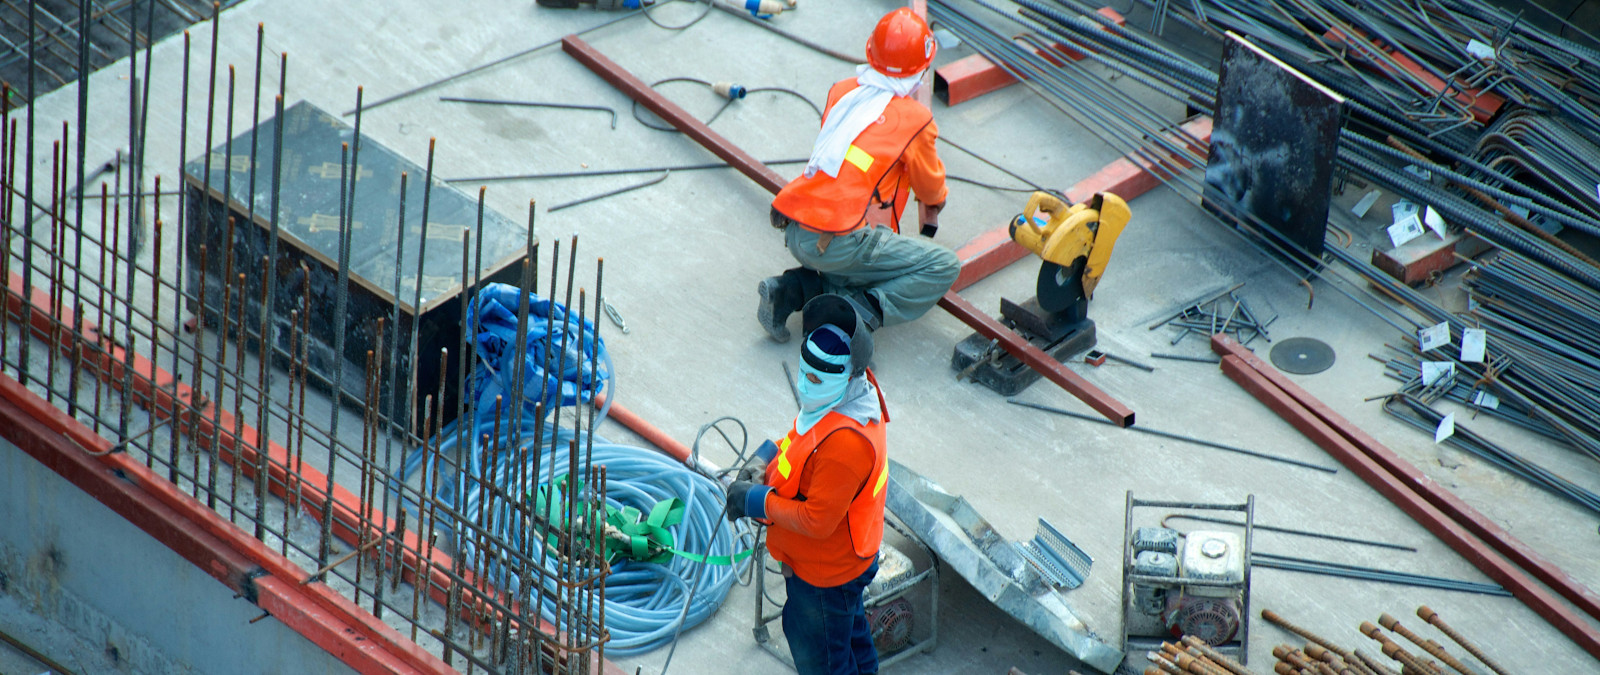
[779,213,959,327]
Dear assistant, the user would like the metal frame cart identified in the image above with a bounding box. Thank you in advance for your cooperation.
[753,515,939,670]
[1121,492,1255,664]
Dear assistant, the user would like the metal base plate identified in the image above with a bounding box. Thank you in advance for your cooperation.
[951,320,1096,396]
[1270,337,1336,374]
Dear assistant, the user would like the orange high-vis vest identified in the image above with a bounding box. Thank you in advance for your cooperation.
[763,372,891,573]
[770,79,935,235]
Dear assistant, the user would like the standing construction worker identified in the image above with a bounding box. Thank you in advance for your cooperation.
[757,7,959,342]
[728,294,890,675]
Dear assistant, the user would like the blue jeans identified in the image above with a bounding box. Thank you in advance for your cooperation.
[783,559,880,675]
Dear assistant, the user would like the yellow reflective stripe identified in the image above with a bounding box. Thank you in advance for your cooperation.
[844,144,874,173]
[775,436,794,479]
[871,465,888,497]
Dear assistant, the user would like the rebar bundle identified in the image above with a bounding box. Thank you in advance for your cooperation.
[930,0,1600,465]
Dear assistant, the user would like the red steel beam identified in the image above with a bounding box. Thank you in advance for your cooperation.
[1213,334,1600,622]
[3,272,627,674]
[562,35,785,194]
[939,292,1134,426]
[0,374,449,674]
[933,9,1127,106]
[1213,342,1600,658]
[952,115,1212,292]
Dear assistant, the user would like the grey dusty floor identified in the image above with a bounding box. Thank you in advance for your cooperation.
[14,0,1600,673]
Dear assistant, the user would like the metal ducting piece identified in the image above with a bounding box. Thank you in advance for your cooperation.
[885,460,1124,673]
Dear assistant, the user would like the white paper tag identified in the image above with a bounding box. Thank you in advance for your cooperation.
[1467,297,1481,312]
[1391,200,1420,222]
[1460,328,1486,362]
[1418,321,1451,352]
[1389,215,1426,248]
[1404,165,1433,181]
[1435,412,1456,443]
[1509,204,1530,219]
[1473,389,1500,410]
[1421,361,1455,386]
[1352,189,1382,218]
[1424,206,1447,238]
[1465,39,1495,60]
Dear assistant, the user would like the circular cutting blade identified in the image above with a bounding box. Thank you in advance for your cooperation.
[1270,337,1336,374]
[1037,259,1086,314]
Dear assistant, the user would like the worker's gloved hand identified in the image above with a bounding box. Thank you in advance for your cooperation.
[919,201,945,238]
[725,481,773,521]
[736,439,781,482]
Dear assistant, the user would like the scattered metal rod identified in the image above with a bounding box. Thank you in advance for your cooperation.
[1254,552,1509,596]
[350,4,666,116]
[1100,350,1153,372]
[446,157,806,184]
[439,96,618,129]
[781,360,800,412]
[301,532,389,585]
[1150,352,1220,364]
[1007,398,1336,473]
[1160,513,1417,552]
[0,620,79,675]
[546,170,669,213]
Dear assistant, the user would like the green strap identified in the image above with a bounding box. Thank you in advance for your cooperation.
[666,547,755,565]
[534,474,754,566]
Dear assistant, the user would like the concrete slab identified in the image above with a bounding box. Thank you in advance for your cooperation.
[9,0,1598,673]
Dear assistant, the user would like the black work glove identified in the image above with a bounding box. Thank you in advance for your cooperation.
[919,201,945,238]
[725,481,773,521]
[737,439,781,482]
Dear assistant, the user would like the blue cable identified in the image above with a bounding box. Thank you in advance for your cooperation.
[395,283,749,655]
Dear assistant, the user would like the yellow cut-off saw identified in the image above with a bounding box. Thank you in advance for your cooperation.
[952,191,1131,395]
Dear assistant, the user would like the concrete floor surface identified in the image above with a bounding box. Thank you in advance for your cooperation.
[14,0,1600,672]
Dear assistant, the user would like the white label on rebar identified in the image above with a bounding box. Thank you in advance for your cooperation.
[1473,390,1500,410]
[1509,204,1531,219]
[1392,200,1420,222]
[1435,412,1456,443]
[1352,189,1382,218]
[1418,321,1451,352]
[1466,39,1495,60]
[1404,165,1433,182]
[1460,328,1486,363]
[1424,206,1447,238]
[1467,296,1481,312]
[1421,361,1455,386]
[1389,214,1425,248]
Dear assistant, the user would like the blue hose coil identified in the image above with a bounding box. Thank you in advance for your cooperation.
[397,283,746,655]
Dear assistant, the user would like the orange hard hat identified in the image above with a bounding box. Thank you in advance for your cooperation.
[865,8,936,77]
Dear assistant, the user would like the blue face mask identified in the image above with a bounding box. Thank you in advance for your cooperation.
[795,327,852,433]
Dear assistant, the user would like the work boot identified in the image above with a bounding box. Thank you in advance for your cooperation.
[758,268,824,342]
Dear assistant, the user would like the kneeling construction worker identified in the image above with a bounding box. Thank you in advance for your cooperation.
[757,7,959,342]
[728,294,890,675]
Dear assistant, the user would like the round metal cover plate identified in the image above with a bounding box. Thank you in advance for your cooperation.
[1271,337,1336,374]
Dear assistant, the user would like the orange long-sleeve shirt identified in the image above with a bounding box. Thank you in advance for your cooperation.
[763,428,878,587]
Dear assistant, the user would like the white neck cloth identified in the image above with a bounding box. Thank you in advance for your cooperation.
[804,65,924,179]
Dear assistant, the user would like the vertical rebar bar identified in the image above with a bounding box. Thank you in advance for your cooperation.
[229,271,245,521]
[321,140,353,570]
[167,30,191,487]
